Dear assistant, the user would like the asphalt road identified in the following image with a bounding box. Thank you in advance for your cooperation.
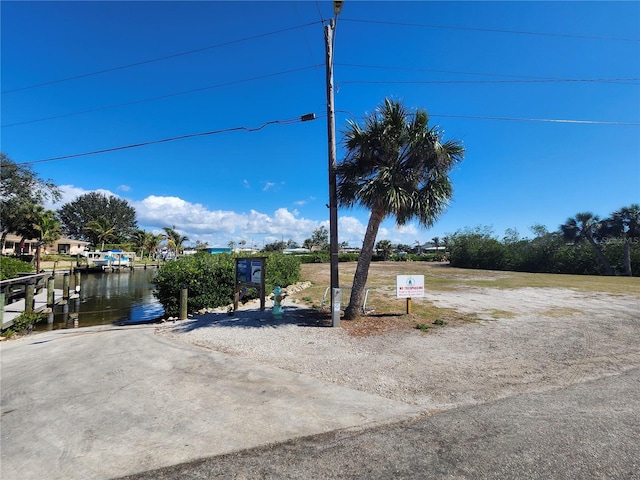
[116,367,640,480]
[2,324,638,480]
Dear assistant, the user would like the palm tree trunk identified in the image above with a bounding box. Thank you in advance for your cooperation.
[587,236,614,275]
[36,243,42,273]
[344,206,385,320]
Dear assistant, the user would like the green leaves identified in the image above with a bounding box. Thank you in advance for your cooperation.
[336,98,464,228]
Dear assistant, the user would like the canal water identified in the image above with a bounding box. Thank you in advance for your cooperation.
[36,268,164,331]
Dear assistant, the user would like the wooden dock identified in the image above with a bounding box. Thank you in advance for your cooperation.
[1,289,68,330]
[1,272,80,331]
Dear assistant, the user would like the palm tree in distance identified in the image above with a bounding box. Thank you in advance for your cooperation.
[607,204,640,276]
[163,226,189,259]
[337,98,465,320]
[85,218,116,251]
[560,212,614,275]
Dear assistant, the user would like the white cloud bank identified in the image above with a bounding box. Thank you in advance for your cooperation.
[47,186,437,248]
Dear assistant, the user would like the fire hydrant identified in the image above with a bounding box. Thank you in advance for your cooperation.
[272,286,284,319]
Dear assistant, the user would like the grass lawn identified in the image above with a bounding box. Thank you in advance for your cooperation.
[291,261,640,335]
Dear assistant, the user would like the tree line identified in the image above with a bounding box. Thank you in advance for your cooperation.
[0,153,193,269]
[448,206,639,277]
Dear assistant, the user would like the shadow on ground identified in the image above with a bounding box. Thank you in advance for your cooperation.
[169,306,332,333]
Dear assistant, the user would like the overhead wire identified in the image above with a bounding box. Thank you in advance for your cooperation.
[19,114,325,165]
[1,21,322,94]
[340,18,640,42]
[2,65,321,128]
[335,63,639,85]
[335,109,638,126]
[340,78,640,85]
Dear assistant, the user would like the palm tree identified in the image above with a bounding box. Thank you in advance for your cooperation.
[376,239,394,260]
[146,233,164,260]
[35,210,62,272]
[162,226,189,258]
[85,219,116,251]
[608,204,640,276]
[560,212,614,275]
[337,98,465,319]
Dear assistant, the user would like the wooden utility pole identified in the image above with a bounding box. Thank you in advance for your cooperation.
[325,18,340,327]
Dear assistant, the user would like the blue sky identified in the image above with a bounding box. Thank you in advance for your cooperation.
[2,1,638,249]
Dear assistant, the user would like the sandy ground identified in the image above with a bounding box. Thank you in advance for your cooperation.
[158,282,639,413]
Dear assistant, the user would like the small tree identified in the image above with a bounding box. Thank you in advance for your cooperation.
[560,212,614,275]
[86,219,117,251]
[376,239,394,260]
[605,204,640,276]
[337,99,464,319]
[1,153,61,250]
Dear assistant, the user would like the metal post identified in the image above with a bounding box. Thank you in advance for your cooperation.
[325,19,340,327]
[332,287,341,327]
[180,286,188,320]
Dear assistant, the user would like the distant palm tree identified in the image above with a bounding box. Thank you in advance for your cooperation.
[36,210,62,272]
[376,239,394,261]
[337,98,465,319]
[146,233,164,260]
[608,204,640,276]
[560,212,614,275]
[85,219,117,251]
[163,226,189,258]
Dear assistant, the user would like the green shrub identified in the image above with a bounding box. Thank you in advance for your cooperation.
[264,253,300,292]
[153,252,302,317]
[5,311,45,335]
[153,253,236,316]
[0,256,34,280]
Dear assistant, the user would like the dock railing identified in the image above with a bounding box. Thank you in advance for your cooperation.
[1,273,56,330]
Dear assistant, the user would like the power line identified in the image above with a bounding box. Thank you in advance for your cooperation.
[341,18,640,42]
[429,113,639,125]
[2,66,321,128]
[1,21,322,94]
[19,114,322,165]
[336,110,639,126]
[335,63,639,85]
[340,78,640,85]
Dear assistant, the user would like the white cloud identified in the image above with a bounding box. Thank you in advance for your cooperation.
[43,185,441,248]
[132,195,322,246]
[118,184,131,192]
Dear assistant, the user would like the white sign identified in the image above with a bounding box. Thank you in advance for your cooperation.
[396,275,425,298]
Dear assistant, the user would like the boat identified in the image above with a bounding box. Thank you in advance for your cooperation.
[83,250,134,269]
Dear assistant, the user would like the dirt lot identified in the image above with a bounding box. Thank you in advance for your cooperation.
[160,263,640,413]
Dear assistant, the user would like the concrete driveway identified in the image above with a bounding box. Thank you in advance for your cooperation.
[0,325,419,480]
[2,323,639,480]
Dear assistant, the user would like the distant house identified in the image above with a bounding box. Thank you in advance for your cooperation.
[283,248,311,255]
[202,247,233,255]
[1,234,90,256]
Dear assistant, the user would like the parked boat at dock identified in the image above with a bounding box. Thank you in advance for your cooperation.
[83,250,134,269]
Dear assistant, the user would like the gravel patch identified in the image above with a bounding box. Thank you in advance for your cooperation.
[157,286,640,412]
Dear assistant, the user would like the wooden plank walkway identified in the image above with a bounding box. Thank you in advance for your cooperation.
[2,289,66,330]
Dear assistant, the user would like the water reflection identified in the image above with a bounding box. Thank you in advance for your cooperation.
[37,268,164,330]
